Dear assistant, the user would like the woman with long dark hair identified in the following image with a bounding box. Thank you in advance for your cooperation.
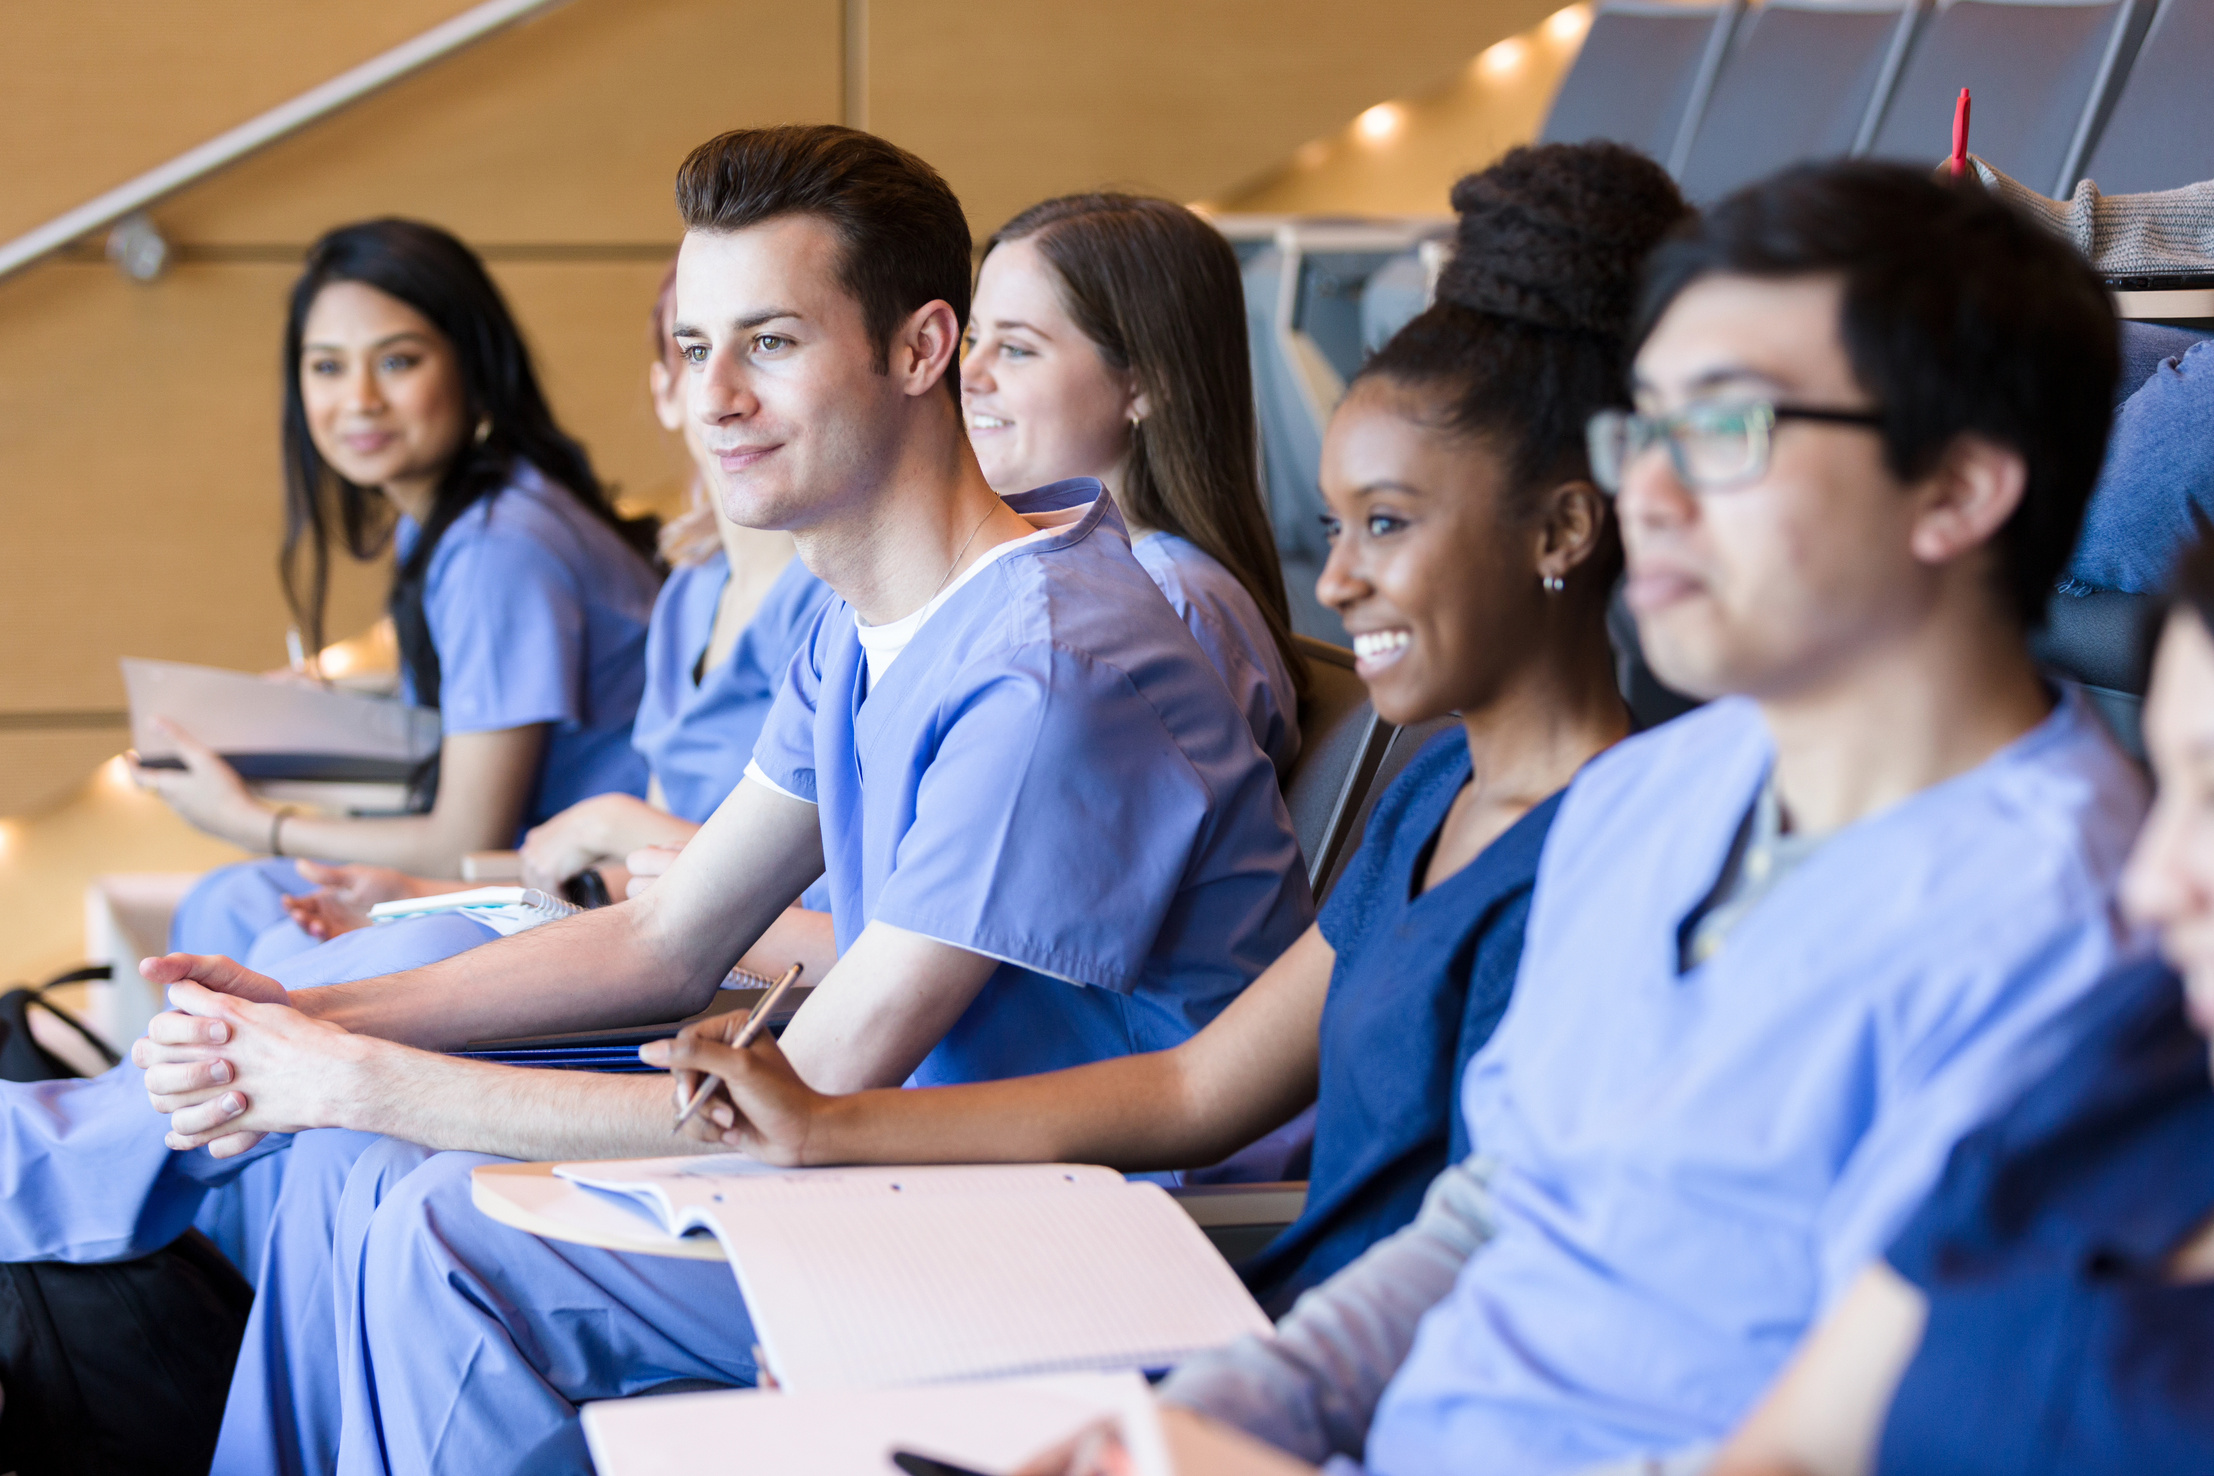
[139,219,662,963]
[961,193,1308,773]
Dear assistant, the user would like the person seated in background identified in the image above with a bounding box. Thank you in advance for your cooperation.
[1707,537,2214,1476]
[141,219,663,968]
[269,257,836,970]
[2064,334,2214,596]
[660,142,1680,1319]
[964,191,1306,775]
[1946,152,2214,599]
[131,123,1311,1476]
[0,222,668,1281]
[1149,161,2145,1476]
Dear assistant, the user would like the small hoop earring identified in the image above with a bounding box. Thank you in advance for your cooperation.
[1542,574,1565,595]
[473,416,493,446]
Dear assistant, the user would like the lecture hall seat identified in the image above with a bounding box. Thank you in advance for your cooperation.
[1675,0,1925,203]
[2071,0,2214,195]
[1861,0,2154,197]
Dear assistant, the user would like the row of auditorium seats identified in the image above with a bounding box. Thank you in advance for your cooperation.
[1550,0,2214,207]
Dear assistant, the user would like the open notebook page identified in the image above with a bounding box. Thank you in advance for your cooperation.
[550,1156,1270,1392]
[580,1371,1171,1476]
[553,1156,1128,1233]
[713,1178,1269,1391]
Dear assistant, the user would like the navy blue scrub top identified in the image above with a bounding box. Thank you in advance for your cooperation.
[1237,727,1562,1314]
[1879,961,2214,1476]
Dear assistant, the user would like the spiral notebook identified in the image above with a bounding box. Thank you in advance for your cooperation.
[550,1155,1273,1393]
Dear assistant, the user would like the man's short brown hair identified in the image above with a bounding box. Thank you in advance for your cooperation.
[675,125,971,401]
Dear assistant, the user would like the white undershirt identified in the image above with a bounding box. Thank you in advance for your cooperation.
[742,514,1065,805]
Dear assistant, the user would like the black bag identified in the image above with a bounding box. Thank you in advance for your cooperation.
[0,966,253,1476]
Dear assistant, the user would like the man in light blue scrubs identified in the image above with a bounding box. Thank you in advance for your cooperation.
[1163,162,2149,1475]
[132,125,1310,1475]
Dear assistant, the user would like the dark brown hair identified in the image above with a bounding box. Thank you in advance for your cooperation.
[987,193,1305,700]
[279,218,650,707]
[1360,143,1691,599]
[1637,160,2117,628]
[674,125,971,403]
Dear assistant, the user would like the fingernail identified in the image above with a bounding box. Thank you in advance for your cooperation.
[210,1061,231,1084]
[221,1094,243,1115]
[205,1023,227,1043]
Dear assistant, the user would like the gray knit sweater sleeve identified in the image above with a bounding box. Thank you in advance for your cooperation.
[1970,154,2214,278]
[1156,1157,1501,1465]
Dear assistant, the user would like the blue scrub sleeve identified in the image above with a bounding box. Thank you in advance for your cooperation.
[426,521,589,735]
[868,648,1213,995]
[752,638,826,804]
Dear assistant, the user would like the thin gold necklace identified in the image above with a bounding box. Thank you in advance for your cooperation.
[928,502,999,604]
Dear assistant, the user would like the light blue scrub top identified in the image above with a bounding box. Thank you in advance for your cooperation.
[1131,532,1300,776]
[630,550,834,825]
[1365,690,2149,1476]
[751,480,1313,1087]
[398,462,660,827]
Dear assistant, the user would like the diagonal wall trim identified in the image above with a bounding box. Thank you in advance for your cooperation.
[0,0,572,282]
[0,712,130,732]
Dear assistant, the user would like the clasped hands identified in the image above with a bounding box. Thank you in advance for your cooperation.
[131,953,369,1157]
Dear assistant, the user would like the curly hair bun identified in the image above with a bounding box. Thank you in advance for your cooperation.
[1437,142,1690,337]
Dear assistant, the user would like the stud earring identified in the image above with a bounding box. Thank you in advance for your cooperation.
[1542,574,1565,594]
[473,416,493,446]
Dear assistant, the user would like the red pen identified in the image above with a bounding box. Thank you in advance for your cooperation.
[1950,88,1972,177]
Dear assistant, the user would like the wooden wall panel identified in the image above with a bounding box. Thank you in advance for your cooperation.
[159,0,842,243]
[869,0,1558,234]
[0,0,475,242]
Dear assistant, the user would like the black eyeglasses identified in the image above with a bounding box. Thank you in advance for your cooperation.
[1587,401,1885,494]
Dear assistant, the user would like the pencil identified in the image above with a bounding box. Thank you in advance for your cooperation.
[672,960,803,1132]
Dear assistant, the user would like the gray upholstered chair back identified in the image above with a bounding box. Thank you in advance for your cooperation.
[2075,0,2214,194]
[1282,637,1399,896]
[1677,0,1924,203]
[1863,0,2153,196]
[1540,0,1743,169]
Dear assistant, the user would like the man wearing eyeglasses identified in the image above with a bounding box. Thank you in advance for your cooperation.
[1159,161,2154,1476]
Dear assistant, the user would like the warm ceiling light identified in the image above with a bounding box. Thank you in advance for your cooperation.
[1478,36,1531,77]
[1355,103,1404,142]
[102,754,136,794]
[1545,5,1591,43]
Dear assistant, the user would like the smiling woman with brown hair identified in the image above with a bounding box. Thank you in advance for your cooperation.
[963,191,1308,773]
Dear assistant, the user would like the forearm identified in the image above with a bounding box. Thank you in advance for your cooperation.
[739,907,840,986]
[275,807,513,876]
[292,896,723,1051]
[804,1045,1294,1172]
[342,1038,715,1161]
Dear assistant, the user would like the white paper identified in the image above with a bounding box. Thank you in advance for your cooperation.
[123,657,438,775]
[581,1370,1171,1476]
[547,1158,1271,1393]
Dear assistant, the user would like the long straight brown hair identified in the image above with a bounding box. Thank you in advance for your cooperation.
[986,193,1307,702]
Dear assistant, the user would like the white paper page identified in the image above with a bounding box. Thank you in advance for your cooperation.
[123,658,438,766]
[581,1370,1170,1476]
[710,1179,1271,1391]
[553,1157,1130,1232]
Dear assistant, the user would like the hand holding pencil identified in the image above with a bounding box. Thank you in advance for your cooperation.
[639,963,826,1161]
